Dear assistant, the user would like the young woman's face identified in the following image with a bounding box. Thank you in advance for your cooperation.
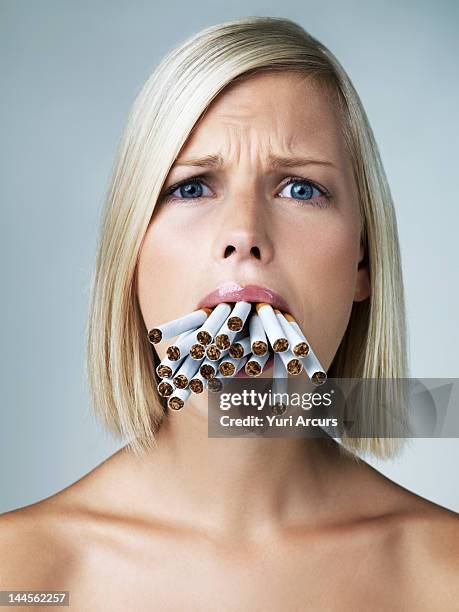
[137,71,370,382]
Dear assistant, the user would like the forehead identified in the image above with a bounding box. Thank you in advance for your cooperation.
[180,71,346,162]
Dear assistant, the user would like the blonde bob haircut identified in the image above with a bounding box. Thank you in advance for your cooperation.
[86,16,409,459]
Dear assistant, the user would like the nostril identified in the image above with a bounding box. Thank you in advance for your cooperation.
[224,245,236,257]
[251,246,261,259]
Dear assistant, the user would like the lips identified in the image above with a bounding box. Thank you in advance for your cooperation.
[196,282,291,314]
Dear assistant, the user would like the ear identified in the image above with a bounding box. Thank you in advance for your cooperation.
[354,241,371,302]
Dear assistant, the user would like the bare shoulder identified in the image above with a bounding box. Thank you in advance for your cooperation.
[374,477,459,608]
[0,489,89,590]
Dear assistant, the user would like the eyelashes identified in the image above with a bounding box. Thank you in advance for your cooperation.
[160,174,333,209]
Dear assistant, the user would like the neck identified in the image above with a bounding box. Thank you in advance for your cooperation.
[120,396,350,540]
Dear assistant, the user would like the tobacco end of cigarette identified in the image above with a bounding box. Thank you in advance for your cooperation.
[245,361,262,377]
[273,338,289,352]
[190,344,205,359]
[207,378,223,393]
[197,330,212,345]
[148,329,162,344]
[157,365,172,378]
[173,374,188,389]
[287,359,303,376]
[189,379,204,394]
[252,340,268,356]
[228,343,243,359]
[311,371,327,386]
[200,364,216,379]
[293,342,309,357]
[227,316,243,332]
[219,361,236,377]
[166,346,181,361]
[206,345,221,361]
[168,396,185,410]
[215,334,230,350]
[157,381,173,397]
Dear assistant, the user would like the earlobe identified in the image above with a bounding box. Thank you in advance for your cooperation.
[354,242,371,302]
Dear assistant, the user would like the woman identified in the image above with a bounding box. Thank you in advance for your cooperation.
[1,16,458,610]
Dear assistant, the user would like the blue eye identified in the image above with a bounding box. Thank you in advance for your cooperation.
[161,175,331,208]
[278,179,321,201]
[167,179,212,200]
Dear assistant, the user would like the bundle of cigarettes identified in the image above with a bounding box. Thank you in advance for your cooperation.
[148,302,327,411]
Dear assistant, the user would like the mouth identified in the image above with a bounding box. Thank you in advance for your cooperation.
[196,282,292,315]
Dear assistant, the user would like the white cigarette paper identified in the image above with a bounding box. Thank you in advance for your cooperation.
[249,312,268,356]
[173,355,204,388]
[228,335,252,359]
[277,348,304,376]
[148,308,211,344]
[167,387,191,411]
[255,303,289,352]
[195,303,232,345]
[166,328,201,361]
[219,354,249,377]
[227,301,252,331]
[274,310,310,357]
[244,351,270,377]
[300,351,327,385]
[156,353,186,379]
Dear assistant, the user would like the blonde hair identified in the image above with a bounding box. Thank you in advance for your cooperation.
[85,16,409,458]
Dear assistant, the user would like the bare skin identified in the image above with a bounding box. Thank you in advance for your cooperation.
[1,72,458,611]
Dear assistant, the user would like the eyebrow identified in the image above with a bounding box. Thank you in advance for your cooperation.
[172,153,337,170]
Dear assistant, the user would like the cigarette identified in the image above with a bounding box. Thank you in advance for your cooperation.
[157,378,174,397]
[189,342,206,360]
[199,357,218,380]
[156,353,186,379]
[228,336,251,359]
[249,312,268,356]
[214,319,239,349]
[226,301,252,331]
[277,348,304,376]
[244,351,270,377]
[205,344,230,361]
[166,329,199,361]
[272,353,289,413]
[207,371,224,393]
[255,303,289,352]
[273,310,310,357]
[195,303,232,346]
[189,371,207,394]
[218,354,249,377]
[173,355,203,389]
[148,307,212,344]
[301,351,327,386]
[167,387,191,411]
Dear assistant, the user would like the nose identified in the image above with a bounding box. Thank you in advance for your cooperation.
[210,189,274,265]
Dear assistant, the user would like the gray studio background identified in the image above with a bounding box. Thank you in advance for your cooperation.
[1,0,458,513]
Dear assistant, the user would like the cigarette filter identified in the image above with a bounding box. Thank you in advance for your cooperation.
[195,303,232,345]
[228,336,251,359]
[249,312,268,356]
[168,387,191,411]
[173,354,203,389]
[157,378,174,397]
[148,307,211,344]
[226,301,252,331]
[277,348,304,376]
[255,303,289,352]
[166,328,200,361]
[244,351,270,377]
[273,310,309,357]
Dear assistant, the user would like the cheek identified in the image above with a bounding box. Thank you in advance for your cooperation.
[286,216,359,368]
[136,213,196,336]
